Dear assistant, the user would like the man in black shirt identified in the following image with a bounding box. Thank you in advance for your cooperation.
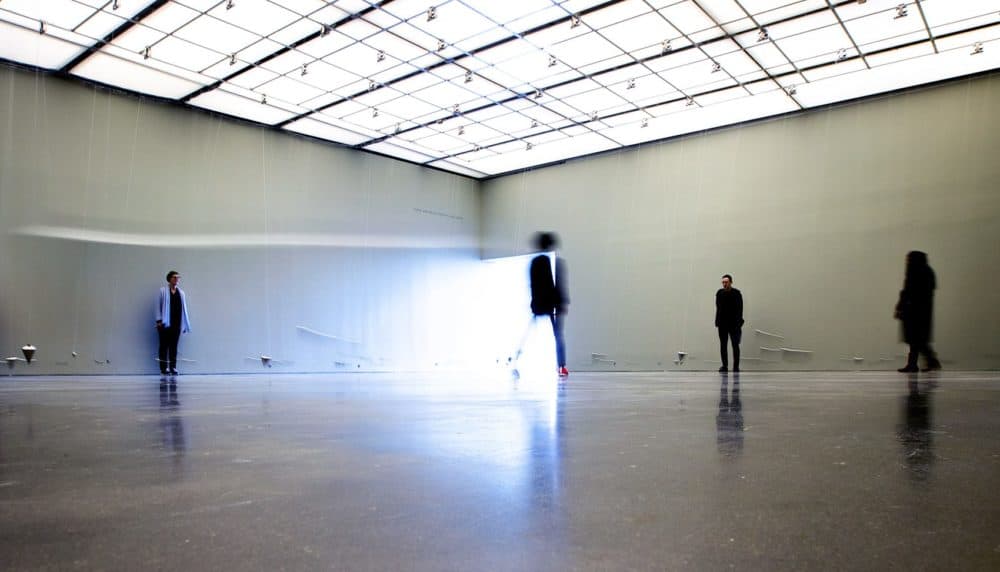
[715,274,744,373]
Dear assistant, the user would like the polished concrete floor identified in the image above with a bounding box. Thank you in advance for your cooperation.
[0,370,998,571]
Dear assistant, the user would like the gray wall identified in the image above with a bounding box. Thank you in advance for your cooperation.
[482,73,1000,371]
[0,66,481,375]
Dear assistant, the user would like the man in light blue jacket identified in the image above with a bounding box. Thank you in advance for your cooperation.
[156,271,191,375]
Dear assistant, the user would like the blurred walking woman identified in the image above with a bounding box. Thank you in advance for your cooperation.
[894,252,941,373]
[156,271,191,375]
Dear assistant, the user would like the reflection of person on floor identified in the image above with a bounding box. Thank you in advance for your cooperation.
[897,379,934,481]
[716,374,744,457]
[156,270,192,376]
[715,274,744,373]
[159,382,186,477]
[530,232,569,378]
[894,251,941,373]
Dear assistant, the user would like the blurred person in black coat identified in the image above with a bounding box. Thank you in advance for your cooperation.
[530,232,569,378]
[894,251,941,373]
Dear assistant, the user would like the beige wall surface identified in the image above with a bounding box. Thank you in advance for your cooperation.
[482,73,1000,371]
[0,66,481,374]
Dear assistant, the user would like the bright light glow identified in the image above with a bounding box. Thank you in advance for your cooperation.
[73,51,205,98]
[0,21,85,70]
[283,117,372,146]
[0,0,992,178]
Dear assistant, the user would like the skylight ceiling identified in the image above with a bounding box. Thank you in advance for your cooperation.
[1,0,998,178]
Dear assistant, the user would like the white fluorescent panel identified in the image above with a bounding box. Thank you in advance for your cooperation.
[693,85,747,106]
[413,81,482,108]
[480,112,541,135]
[659,58,734,90]
[311,111,383,138]
[470,131,619,175]
[658,1,723,42]
[279,0,338,17]
[560,86,630,114]
[505,5,570,35]
[370,95,443,121]
[582,1,652,30]
[271,17,326,47]
[0,22,85,69]
[364,140,438,164]
[549,32,625,69]
[283,116,372,145]
[774,24,852,65]
[934,24,1000,51]
[0,0,98,31]
[382,0,442,22]
[365,30,434,63]
[209,0,300,36]
[461,0,553,26]
[600,13,681,53]
[748,0,827,26]
[258,49,314,76]
[414,131,468,154]
[229,66,281,90]
[323,42,399,77]
[73,51,204,98]
[110,22,166,53]
[425,159,489,178]
[454,26,516,53]
[800,57,867,82]
[864,42,935,68]
[297,29,355,58]
[153,35,224,72]
[174,15,260,57]
[76,10,128,40]
[295,60,363,92]
[258,75,326,105]
[189,87,302,125]
[794,39,1000,108]
[420,2,498,44]
[714,49,764,77]
[841,7,928,52]
[471,37,540,68]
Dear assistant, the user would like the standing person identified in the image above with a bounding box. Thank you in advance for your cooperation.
[156,271,191,376]
[715,274,744,373]
[530,232,570,378]
[894,251,941,373]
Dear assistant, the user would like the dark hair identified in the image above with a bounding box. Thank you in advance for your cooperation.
[722,274,733,282]
[533,231,558,251]
[166,271,180,282]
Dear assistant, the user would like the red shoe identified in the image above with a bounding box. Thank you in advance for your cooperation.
[558,367,569,378]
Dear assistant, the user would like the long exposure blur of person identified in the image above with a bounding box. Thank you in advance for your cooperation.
[156,271,191,376]
[530,232,570,378]
[894,251,941,373]
[715,274,744,373]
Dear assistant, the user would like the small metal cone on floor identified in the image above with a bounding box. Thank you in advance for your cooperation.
[261,356,272,367]
[22,345,36,364]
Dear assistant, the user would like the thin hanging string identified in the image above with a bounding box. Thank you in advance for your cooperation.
[663,139,680,364]
[680,133,705,354]
[104,99,142,367]
[610,149,625,363]
[261,131,272,359]
[1,70,15,347]
[71,88,98,357]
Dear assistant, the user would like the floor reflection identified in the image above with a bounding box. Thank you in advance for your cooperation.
[897,377,935,482]
[717,373,744,458]
[158,380,186,477]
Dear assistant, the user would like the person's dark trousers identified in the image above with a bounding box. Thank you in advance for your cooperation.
[158,326,180,373]
[550,314,567,368]
[906,342,940,369]
[718,326,741,370]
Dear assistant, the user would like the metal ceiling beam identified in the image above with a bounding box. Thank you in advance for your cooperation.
[60,0,171,74]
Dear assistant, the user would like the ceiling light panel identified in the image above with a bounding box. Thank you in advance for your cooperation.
[839,6,929,54]
[741,0,827,26]
[459,0,553,27]
[283,116,373,145]
[0,0,99,31]
[418,2,499,45]
[580,1,653,30]
[657,1,724,43]
[293,60,364,93]
[73,51,206,98]
[922,0,1000,36]
[0,21,85,70]
[696,0,755,33]
[799,57,867,81]
[207,0,301,36]
[548,32,627,69]
[257,75,327,105]
[174,15,261,59]
[425,159,489,178]
[505,5,572,35]
[364,140,439,164]
[598,12,681,53]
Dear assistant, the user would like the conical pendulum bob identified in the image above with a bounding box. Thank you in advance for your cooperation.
[22,344,36,364]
